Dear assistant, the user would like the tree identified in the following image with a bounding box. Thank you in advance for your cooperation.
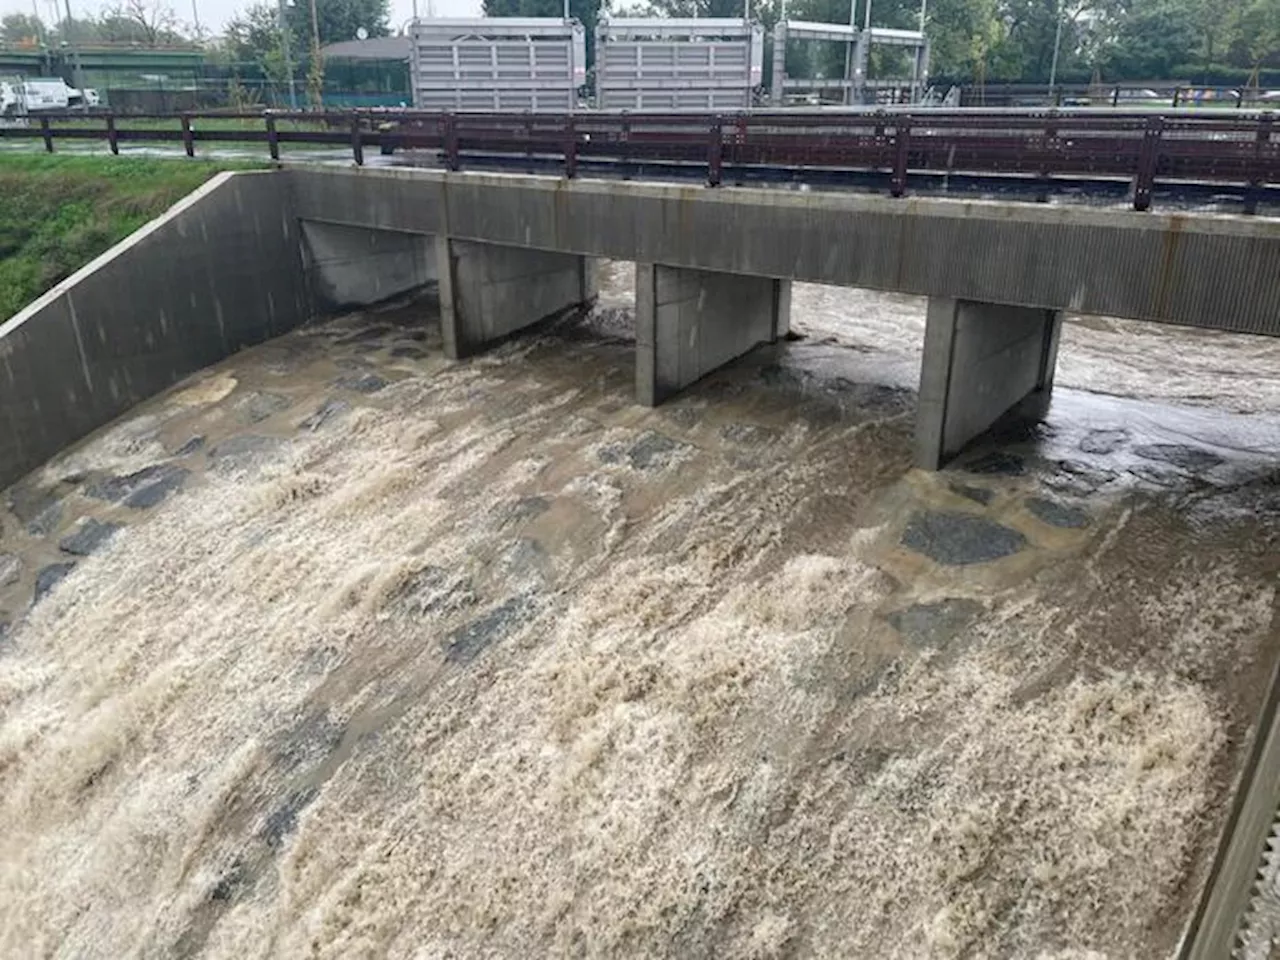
[1,13,45,44]
[1239,0,1280,81]
[1099,0,1201,78]
[101,0,183,45]
[483,0,606,57]
[228,0,389,64]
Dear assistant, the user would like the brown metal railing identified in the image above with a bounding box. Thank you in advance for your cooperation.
[5,108,1278,212]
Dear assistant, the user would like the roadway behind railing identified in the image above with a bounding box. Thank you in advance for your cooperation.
[3,108,1277,213]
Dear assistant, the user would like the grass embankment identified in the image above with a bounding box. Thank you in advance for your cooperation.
[0,153,265,320]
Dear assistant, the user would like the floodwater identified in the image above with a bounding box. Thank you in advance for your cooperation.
[1,264,1278,958]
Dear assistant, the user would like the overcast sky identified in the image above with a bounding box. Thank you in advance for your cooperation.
[1,0,482,37]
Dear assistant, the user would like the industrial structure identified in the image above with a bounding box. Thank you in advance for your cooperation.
[594,18,764,112]
[407,18,586,112]
[771,19,929,105]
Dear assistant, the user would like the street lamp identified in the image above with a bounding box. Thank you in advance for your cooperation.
[277,0,298,109]
[1049,0,1064,97]
[61,0,84,92]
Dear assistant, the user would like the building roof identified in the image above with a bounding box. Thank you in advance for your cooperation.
[320,36,411,61]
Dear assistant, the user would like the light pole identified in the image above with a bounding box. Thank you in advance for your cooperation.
[1048,0,1064,98]
[61,0,84,92]
[276,0,298,109]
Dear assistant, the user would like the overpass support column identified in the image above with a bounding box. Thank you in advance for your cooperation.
[635,263,791,406]
[915,297,1062,470]
[435,237,596,360]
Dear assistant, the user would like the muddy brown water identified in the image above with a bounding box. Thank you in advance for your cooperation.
[0,263,1277,958]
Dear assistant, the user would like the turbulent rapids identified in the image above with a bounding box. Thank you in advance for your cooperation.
[1,263,1278,958]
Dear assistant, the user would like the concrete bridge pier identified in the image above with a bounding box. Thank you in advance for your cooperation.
[435,238,596,360]
[915,297,1063,470]
[635,263,791,407]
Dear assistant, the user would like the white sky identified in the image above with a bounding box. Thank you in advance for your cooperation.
[1,0,482,38]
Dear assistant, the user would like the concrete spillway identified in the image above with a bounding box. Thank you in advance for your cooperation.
[0,173,1279,957]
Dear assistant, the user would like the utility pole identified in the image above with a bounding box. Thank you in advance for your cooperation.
[276,0,298,109]
[191,0,201,42]
[61,0,84,93]
[1048,0,1064,98]
[843,0,856,106]
[308,0,321,106]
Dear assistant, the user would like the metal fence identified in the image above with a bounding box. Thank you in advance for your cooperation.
[6,108,1278,212]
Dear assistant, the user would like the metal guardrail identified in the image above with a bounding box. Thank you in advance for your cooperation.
[4,108,1278,212]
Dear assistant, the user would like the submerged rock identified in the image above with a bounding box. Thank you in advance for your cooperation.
[1133,443,1224,471]
[886,598,984,650]
[298,398,351,432]
[1026,497,1092,529]
[332,372,388,395]
[1079,429,1128,455]
[59,519,121,556]
[87,463,189,509]
[33,562,75,604]
[445,595,536,664]
[958,452,1026,477]
[209,435,282,467]
[901,511,1027,565]
[948,482,995,506]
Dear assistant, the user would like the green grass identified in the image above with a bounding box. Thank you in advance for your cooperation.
[0,153,266,320]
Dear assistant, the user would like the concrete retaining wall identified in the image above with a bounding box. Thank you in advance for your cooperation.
[0,171,310,490]
[636,264,789,406]
[915,298,1062,469]
[288,167,1280,337]
[300,220,435,312]
[436,238,595,359]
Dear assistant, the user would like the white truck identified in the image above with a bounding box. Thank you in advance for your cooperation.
[0,78,101,119]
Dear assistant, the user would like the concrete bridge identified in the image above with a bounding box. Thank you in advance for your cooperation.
[3,164,1280,488]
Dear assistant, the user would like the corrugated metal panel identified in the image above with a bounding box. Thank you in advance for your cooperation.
[595,18,762,112]
[409,18,585,112]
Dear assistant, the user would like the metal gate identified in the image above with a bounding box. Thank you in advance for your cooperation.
[409,18,586,112]
[770,20,929,106]
[595,18,764,112]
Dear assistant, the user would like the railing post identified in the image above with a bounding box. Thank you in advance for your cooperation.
[40,115,52,153]
[1133,115,1164,212]
[266,113,279,162]
[350,115,364,166]
[891,118,911,197]
[620,112,631,179]
[1245,112,1274,215]
[707,118,723,187]
[564,115,577,179]
[1037,109,1059,203]
[106,115,118,155]
[442,113,460,171]
[181,114,194,157]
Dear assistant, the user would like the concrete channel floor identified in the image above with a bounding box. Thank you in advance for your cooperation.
[0,272,1278,958]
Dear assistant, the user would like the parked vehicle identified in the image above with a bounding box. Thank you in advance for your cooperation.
[0,78,102,118]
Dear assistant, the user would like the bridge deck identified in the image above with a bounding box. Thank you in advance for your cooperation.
[289,166,1280,337]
